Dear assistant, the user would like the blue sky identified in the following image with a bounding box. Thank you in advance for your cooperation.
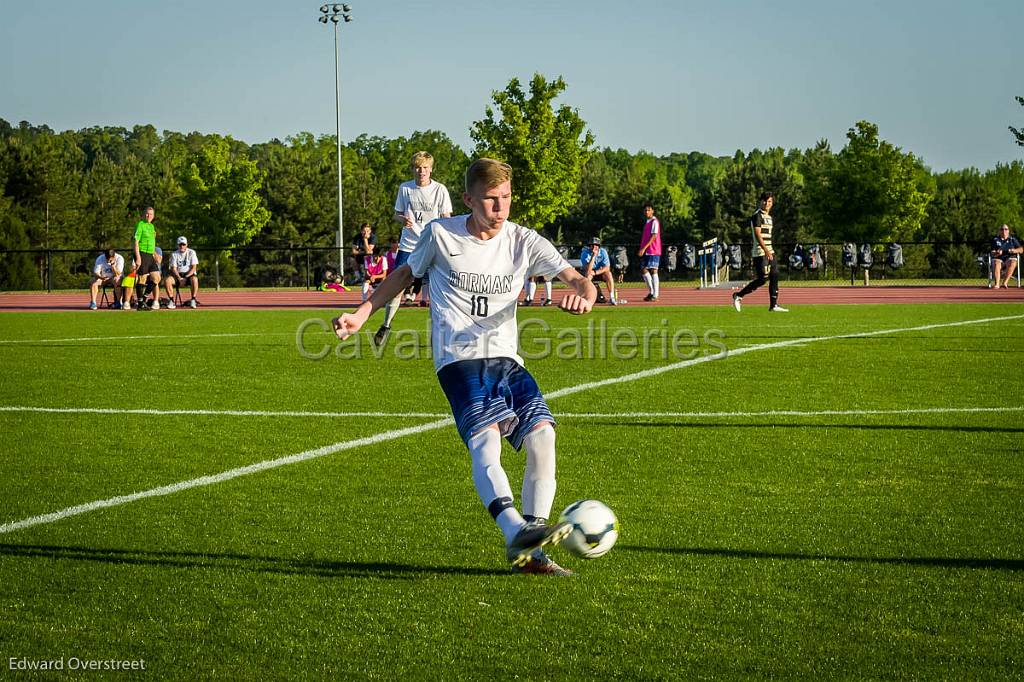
[2,0,1022,171]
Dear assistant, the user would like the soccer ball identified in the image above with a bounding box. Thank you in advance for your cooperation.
[558,499,619,559]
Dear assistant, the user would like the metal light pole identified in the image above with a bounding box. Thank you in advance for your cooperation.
[318,4,352,279]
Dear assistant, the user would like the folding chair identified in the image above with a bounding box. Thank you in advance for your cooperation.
[987,253,1022,288]
[171,275,199,307]
[99,282,118,308]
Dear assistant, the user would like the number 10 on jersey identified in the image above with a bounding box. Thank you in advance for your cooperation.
[470,295,489,316]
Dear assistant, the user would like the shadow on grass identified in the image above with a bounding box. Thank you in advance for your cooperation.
[621,545,1024,571]
[592,421,1024,434]
[0,543,508,579]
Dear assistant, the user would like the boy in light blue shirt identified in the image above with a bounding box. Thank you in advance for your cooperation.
[579,237,619,305]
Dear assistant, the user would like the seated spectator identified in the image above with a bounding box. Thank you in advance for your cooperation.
[579,236,619,305]
[164,236,200,308]
[89,248,124,310]
[320,266,347,293]
[349,223,377,283]
[385,239,400,273]
[991,224,1022,289]
[362,251,388,301]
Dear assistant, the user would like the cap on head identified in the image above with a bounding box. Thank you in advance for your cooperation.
[177,236,188,245]
[589,236,602,246]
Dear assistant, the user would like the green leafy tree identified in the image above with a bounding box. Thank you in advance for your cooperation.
[1010,96,1024,147]
[84,152,134,247]
[175,137,269,287]
[804,121,931,244]
[984,161,1024,229]
[714,148,804,247]
[470,73,594,228]
[176,137,270,248]
[0,195,38,290]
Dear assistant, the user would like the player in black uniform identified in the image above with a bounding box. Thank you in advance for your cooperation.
[732,192,788,312]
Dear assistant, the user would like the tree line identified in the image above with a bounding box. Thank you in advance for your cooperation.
[1,76,1022,289]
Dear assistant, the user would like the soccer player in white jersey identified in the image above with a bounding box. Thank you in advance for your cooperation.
[374,151,453,348]
[334,158,597,576]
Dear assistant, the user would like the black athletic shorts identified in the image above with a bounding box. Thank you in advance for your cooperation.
[138,252,160,275]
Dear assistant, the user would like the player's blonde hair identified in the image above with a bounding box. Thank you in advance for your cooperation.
[410,151,434,169]
[464,158,512,193]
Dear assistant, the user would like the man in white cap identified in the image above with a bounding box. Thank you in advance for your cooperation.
[165,236,200,308]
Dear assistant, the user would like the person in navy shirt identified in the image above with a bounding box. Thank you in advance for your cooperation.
[579,236,619,305]
[991,224,1022,288]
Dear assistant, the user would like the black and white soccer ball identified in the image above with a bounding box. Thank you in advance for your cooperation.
[559,499,619,559]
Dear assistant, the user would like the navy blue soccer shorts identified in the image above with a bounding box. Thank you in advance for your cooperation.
[437,357,555,450]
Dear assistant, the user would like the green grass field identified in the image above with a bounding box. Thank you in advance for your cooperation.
[1,304,1023,679]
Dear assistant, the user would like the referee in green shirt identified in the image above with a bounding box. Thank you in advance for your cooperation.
[132,206,162,310]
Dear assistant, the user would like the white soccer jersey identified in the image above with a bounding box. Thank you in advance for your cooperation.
[394,180,453,252]
[93,253,124,278]
[169,248,199,274]
[407,216,570,372]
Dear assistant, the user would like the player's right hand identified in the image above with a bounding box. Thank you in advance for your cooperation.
[559,294,592,315]
[332,313,364,341]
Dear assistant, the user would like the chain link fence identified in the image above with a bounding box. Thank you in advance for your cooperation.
[0,241,1004,292]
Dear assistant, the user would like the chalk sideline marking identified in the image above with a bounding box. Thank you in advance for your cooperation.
[0,406,447,419]
[1,405,1021,420]
[3,312,1022,535]
[0,332,286,344]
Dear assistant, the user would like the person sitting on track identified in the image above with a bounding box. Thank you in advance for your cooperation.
[990,224,1022,289]
[361,250,388,301]
[579,237,619,305]
[88,248,124,310]
[164,236,200,309]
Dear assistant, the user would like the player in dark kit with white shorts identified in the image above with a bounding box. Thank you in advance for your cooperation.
[732,192,788,313]
[333,158,598,576]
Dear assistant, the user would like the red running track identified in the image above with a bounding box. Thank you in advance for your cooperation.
[2,285,1023,312]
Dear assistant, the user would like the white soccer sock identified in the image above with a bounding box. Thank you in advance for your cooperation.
[361,282,370,301]
[653,272,660,298]
[642,271,653,294]
[383,297,400,327]
[544,280,552,300]
[467,428,524,542]
[521,423,557,522]
[526,280,537,301]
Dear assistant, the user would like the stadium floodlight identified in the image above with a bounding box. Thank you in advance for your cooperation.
[316,3,354,281]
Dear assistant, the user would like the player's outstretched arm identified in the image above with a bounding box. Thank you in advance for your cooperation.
[332,264,415,340]
[555,266,597,315]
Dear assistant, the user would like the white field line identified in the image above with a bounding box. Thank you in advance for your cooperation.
[1,405,1021,420]
[544,313,1024,400]
[0,332,287,344]
[0,418,454,535]
[558,407,1024,418]
[3,312,1022,535]
[0,407,447,419]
